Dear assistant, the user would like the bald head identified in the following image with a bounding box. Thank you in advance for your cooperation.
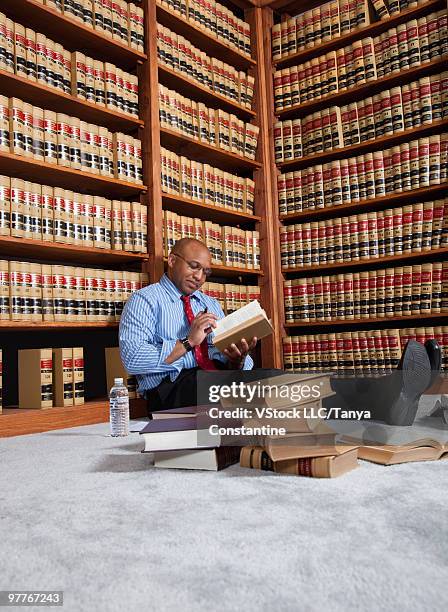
[167,238,212,295]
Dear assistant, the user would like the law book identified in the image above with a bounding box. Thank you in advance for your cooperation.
[212,300,273,352]
[357,441,448,465]
[18,347,53,409]
[52,347,74,407]
[153,446,241,471]
[139,416,222,452]
[240,445,358,478]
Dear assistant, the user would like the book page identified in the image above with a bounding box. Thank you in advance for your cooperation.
[214,300,266,336]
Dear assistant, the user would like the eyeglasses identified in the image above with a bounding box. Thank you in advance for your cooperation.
[172,252,213,278]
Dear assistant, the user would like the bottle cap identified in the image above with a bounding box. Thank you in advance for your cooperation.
[114,377,124,385]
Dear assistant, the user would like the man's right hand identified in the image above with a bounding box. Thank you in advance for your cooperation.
[188,312,218,347]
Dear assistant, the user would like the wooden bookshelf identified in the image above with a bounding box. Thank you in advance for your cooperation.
[0,236,148,266]
[263,0,448,371]
[0,151,147,198]
[1,0,147,69]
[282,247,448,276]
[280,183,448,223]
[162,192,261,224]
[274,0,445,69]
[278,118,448,171]
[160,126,263,172]
[156,2,257,70]
[285,313,448,329]
[0,398,147,437]
[158,64,256,120]
[0,70,144,132]
[276,57,448,120]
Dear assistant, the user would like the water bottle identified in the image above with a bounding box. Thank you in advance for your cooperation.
[109,377,129,437]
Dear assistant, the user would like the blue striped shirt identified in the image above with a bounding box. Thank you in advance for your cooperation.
[119,274,254,395]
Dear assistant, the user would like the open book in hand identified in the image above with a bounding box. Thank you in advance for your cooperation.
[212,300,273,352]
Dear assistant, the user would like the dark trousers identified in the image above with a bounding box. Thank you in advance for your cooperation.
[146,367,283,416]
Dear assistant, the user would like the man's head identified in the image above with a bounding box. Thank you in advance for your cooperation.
[167,238,212,295]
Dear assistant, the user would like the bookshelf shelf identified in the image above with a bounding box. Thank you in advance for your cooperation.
[285,313,448,329]
[162,192,261,224]
[160,126,262,172]
[282,247,448,277]
[279,184,448,223]
[0,70,144,133]
[158,64,256,120]
[156,2,256,70]
[276,56,448,120]
[163,257,264,278]
[0,322,119,331]
[1,0,147,70]
[0,236,148,266]
[274,0,445,69]
[278,117,448,171]
[0,152,147,198]
[0,398,146,437]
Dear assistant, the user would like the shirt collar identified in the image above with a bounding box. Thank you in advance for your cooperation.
[159,274,203,303]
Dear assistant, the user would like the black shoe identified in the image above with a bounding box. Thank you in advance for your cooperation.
[424,339,442,385]
[330,340,432,426]
[384,340,432,426]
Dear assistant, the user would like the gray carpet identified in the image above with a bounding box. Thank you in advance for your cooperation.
[1,396,448,612]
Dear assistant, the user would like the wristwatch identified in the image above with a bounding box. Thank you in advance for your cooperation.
[180,337,194,352]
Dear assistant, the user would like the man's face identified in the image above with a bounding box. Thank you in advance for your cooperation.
[167,243,212,295]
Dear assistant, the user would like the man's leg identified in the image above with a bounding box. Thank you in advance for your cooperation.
[146,368,199,415]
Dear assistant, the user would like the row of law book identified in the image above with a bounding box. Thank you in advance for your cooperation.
[202,282,261,315]
[159,85,259,160]
[283,261,448,323]
[0,260,147,322]
[273,11,448,110]
[163,211,260,270]
[272,0,372,60]
[275,106,446,164]
[157,24,255,110]
[0,14,139,118]
[275,72,448,155]
[71,53,139,117]
[277,136,448,212]
[160,147,255,214]
[38,1,144,52]
[157,0,252,58]
[17,347,84,410]
[339,76,448,147]
[0,97,143,183]
[283,326,448,372]
[0,176,146,253]
[280,199,448,268]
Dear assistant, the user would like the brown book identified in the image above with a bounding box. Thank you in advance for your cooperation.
[18,348,53,409]
[358,441,448,465]
[212,300,273,352]
[240,445,359,478]
[105,346,137,399]
[52,347,74,407]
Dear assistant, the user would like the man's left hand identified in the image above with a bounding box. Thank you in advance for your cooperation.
[223,337,257,369]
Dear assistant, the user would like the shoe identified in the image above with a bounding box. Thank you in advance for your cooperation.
[384,340,432,426]
[330,340,432,426]
[424,339,442,385]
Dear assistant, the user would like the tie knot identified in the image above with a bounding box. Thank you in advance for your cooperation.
[181,295,190,304]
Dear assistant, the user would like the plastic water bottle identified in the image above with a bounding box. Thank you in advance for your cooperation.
[109,377,129,437]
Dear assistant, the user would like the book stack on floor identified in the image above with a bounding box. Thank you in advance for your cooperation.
[140,406,241,471]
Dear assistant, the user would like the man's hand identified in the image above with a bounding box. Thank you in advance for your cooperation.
[223,337,257,369]
[188,311,218,347]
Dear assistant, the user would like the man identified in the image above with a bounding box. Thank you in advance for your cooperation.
[120,239,441,425]
[119,238,258,412]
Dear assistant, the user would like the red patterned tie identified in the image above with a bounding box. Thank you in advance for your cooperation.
[181,295,217,371]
